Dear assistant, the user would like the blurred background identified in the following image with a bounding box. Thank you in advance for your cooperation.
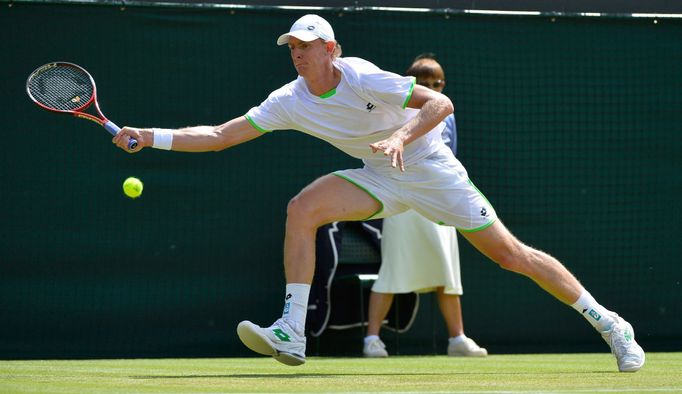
[1,0,680,359]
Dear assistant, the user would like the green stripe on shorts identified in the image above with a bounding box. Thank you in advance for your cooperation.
[458,179,497,233]
[332,173,384,220]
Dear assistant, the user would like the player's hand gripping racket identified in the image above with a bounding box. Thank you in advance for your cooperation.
[26,62,137,150]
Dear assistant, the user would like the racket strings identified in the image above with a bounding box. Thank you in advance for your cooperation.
[28,66,94,111]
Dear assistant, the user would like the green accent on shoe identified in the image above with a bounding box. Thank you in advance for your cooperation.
[272,328,291,342]
[624,329,633,342]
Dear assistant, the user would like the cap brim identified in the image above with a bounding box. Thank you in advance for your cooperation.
[276,30,320,46]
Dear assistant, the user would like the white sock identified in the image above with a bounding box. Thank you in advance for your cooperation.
[282,283,310,335]
[570,290,615,332]
[364,335,380,345]
[449,334,467,345]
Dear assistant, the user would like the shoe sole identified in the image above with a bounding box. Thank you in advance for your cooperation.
[363,352,389,358]
[275,352,306,366]
[236,321,306,366]
[448,346,488,357]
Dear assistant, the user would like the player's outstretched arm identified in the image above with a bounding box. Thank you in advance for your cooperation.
[112,116,264,153]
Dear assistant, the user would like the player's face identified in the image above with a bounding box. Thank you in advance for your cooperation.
[288,38,330,77]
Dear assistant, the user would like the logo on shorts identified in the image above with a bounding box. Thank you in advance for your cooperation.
[366,102,376,112]
[480,207,489,217]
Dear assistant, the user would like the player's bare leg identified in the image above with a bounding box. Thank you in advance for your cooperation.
[283,174,382,284]
[460,219,644,371]
[238,174,381,365]
[460,220,581,304]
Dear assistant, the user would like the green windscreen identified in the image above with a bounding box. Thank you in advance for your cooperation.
[0,2,680,358]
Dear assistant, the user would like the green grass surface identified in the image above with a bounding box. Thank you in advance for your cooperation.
[1,353,680,393]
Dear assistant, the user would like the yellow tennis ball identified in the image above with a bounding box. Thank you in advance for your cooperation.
[123,177,143,199]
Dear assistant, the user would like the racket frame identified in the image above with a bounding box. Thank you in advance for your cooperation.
[26,62,135,148]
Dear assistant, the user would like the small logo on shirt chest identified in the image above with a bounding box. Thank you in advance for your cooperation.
[366,102,376,112]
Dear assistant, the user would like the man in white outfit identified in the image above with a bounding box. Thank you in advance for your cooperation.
[113,14,645,372]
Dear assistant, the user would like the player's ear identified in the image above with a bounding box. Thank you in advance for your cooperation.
[326,41,336,54]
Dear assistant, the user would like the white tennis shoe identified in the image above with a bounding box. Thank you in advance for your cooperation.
[601,313,645,372]
[237,319,306,366]
[447,337,488,357]
[363,337,389,358]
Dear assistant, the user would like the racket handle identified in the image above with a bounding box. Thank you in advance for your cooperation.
[104,120,138,150]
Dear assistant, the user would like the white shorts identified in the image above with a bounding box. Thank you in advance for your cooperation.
[334,145,497,232]
[372,209,463,294]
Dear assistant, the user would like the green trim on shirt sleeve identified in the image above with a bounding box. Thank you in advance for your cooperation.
[244,114,271,133]
[402,77,416,109]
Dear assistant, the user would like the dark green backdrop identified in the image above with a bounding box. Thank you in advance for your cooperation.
[1,2,680,358]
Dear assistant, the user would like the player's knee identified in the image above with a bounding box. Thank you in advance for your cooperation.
[493,244,528,273]
[495,252,521,272]
[286,194,321,228]
[496,244,545,276]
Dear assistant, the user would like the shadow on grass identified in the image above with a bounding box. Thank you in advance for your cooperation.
[131,370,615,379]
[131,373,442,379]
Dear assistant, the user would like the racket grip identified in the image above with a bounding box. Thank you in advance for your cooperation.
[104,120,138,150]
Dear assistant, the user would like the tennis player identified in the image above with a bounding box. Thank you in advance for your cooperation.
[113,14,645,372]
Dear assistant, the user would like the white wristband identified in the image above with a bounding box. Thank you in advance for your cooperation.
[152,128,173,150]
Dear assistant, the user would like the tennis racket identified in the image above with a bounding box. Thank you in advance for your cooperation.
[26,62,137,150]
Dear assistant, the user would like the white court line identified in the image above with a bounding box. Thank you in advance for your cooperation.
[172,389,682,394]
[295,391,682,394]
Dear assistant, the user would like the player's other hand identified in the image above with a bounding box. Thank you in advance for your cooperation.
[370,136,405,171]
[113,127,149,153]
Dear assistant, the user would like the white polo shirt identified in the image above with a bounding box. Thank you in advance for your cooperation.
[245,57,445,169]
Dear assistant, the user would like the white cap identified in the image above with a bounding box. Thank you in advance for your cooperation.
[276,14,335,46]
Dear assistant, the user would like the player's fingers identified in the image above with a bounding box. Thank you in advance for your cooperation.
[113,127,142,152]
[112,127,129,144]
[115,137,128,150]
[390,151,398,168]
[114,133,132,150]
[370,141,387,153]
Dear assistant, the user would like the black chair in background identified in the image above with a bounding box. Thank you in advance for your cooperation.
[307,221,418,354]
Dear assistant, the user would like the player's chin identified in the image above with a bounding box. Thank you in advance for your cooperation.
[294,64,308,75]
